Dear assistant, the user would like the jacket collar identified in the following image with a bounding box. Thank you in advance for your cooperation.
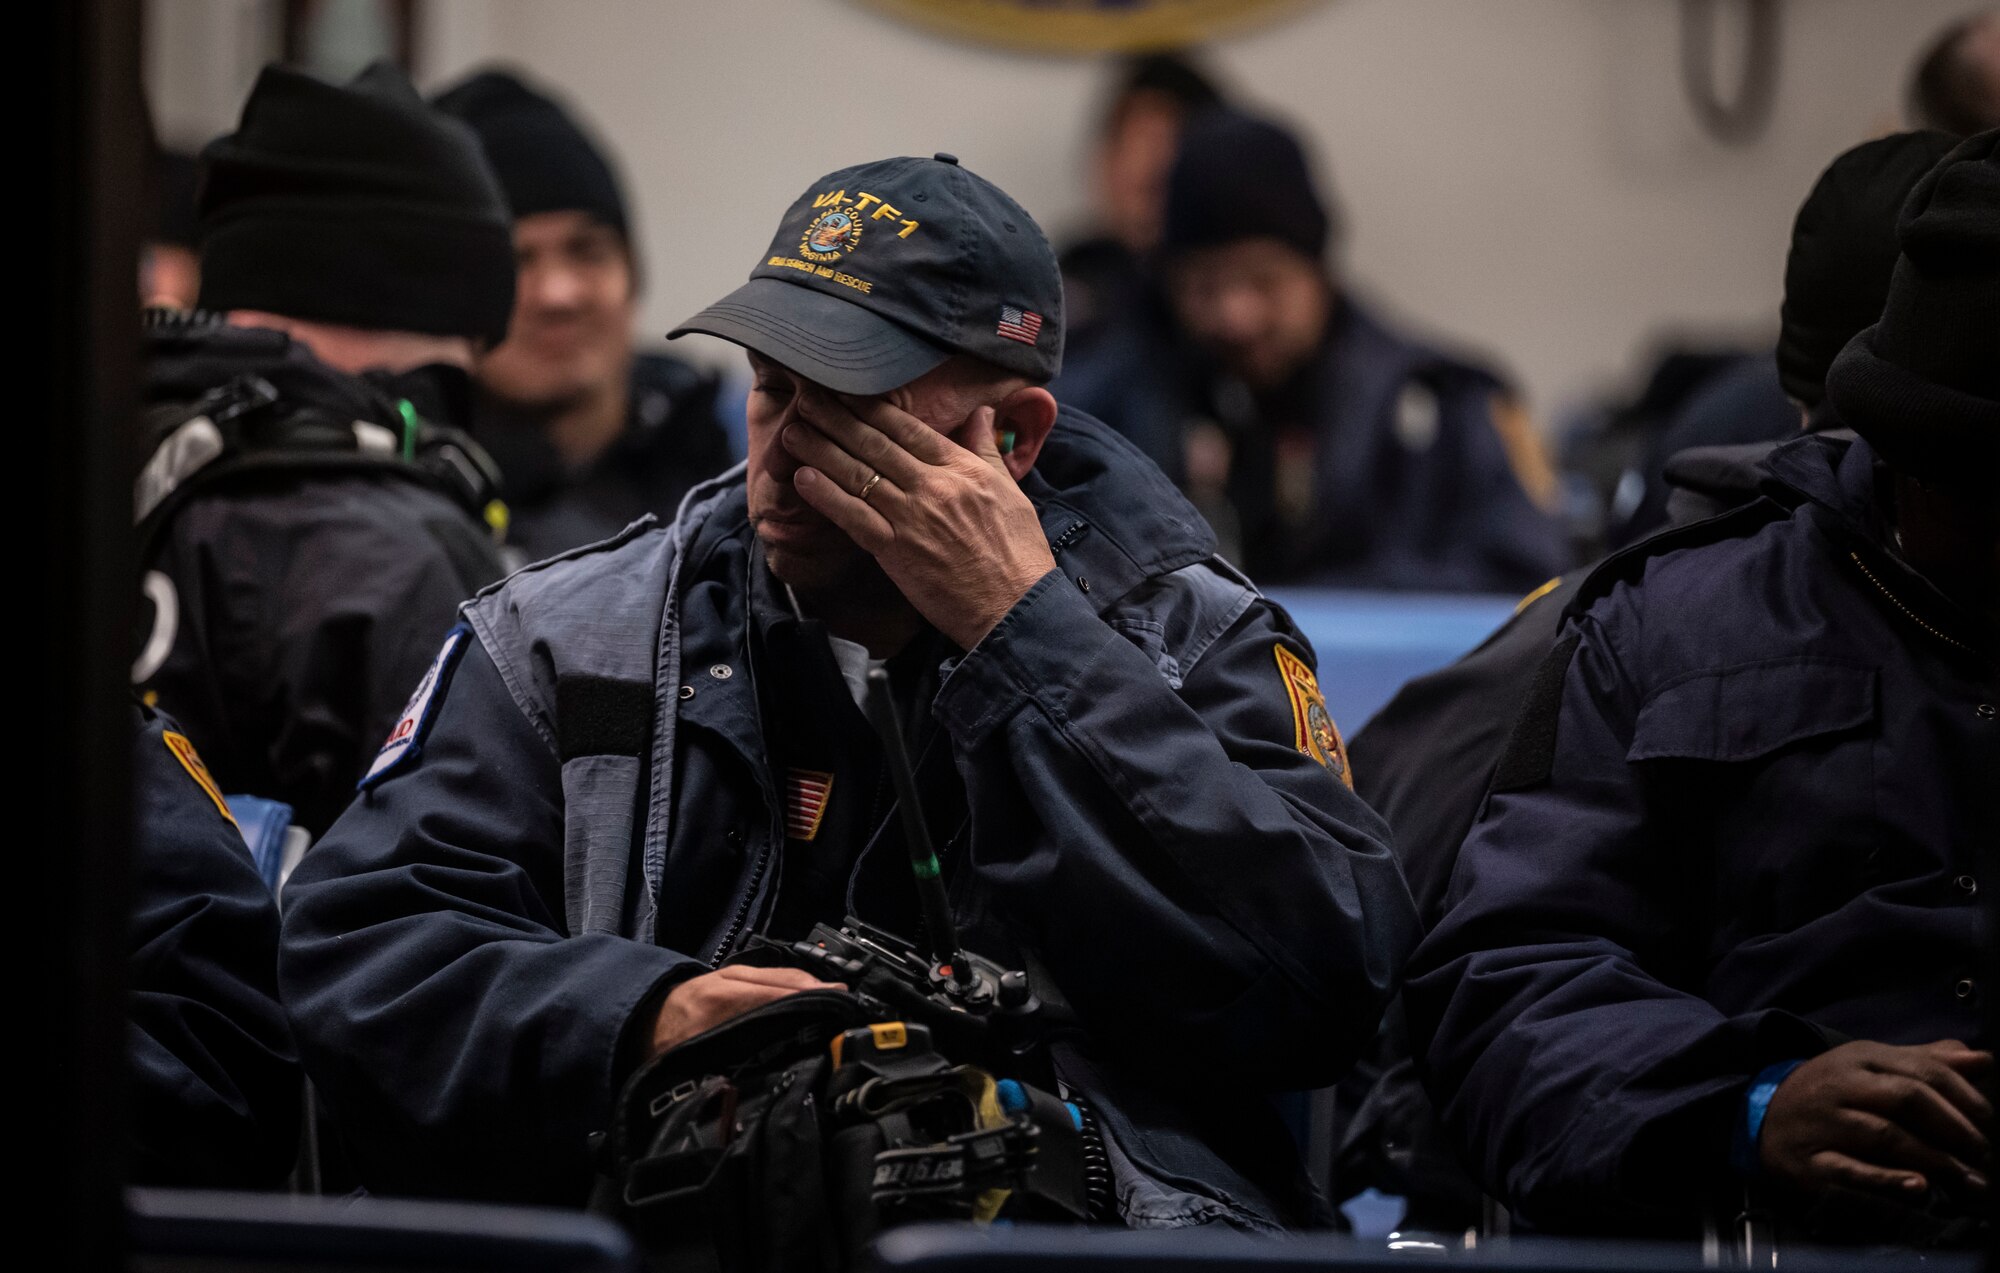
[1764,432,1996,660]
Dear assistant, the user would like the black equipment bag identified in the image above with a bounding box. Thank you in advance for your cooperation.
[591,980,1093,1273]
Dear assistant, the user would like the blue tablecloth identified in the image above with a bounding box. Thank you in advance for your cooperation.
[1264,589,1520,733]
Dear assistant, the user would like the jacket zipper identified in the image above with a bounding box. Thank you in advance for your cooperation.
[1847,552,1979,656]
[709,829,776,968]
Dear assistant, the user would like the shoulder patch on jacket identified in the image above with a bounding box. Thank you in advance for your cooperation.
[162,730,239,828]
[360,625,470,789]
[1490,630,1582,793]
[1275,643,1352,788]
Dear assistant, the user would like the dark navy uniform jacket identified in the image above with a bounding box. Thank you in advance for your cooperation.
[278,407,1420,1225]
[471,350,737,561]
[1405,433,1998,1232]
[130,704,299,1187]
[1054,297,1567,593]
[138,321,507,835]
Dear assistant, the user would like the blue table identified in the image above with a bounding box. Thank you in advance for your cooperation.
[1263,589,1521,733]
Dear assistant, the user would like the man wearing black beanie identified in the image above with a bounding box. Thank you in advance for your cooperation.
[434,68,735,561]
[135,60,512,843]
[1405,132,1997,1244]
[1054,107,1567,593]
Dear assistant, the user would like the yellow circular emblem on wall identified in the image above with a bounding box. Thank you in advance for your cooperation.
[851,0,1325,55]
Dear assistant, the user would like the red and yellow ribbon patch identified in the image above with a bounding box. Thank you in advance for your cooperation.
[786,769,835,842]
[1273,645,1352,788]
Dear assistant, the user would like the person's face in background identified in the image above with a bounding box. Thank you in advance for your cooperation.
[477,210,635,409]
[1095,89,1186,255]
[141,242,200,310]
[1167,237,1332,390]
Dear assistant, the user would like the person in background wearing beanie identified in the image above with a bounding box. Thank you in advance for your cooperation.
[1054,107,1566,593]
[135,61,511,838]
[1324,127,1965,1235]
[1911,8,2000,138]
[433,69,735,561]
[1058,52,1224,357]
[280,153,1419,1224]
[1402,131,1998,1243]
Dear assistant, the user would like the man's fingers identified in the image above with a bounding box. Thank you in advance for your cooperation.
[797,391,932,486]
[715,965,844,992]
[1856,1072,1991,1166]
[1835,1108,1978,1189]
[1810,1150,1930,1197]
[835,392,955,466]
[1929,1043,1997,1083]
[794,465,894,548]
[781,423,895,505]
[1879,1050,1996,1132]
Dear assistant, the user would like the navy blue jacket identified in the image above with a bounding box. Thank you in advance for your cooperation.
[130,704,300,1187]
[1054,298,1566,593]
[1404,434,1998,1232]
[278,408,1419,1224]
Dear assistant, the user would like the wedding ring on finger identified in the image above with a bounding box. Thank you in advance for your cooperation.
[858,471,884,502]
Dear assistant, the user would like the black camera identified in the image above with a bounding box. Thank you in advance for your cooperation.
[729,916,1061,1070]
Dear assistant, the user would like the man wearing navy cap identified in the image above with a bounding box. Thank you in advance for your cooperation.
[281,153,1418,1227]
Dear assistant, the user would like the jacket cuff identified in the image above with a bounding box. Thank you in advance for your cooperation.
[600,952,707,1121]
[933,569,1107,747]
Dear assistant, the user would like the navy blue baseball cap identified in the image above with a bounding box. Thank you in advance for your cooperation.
[670,153,1063,393]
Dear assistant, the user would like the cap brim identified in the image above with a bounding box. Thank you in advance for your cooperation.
[668,276,949,395]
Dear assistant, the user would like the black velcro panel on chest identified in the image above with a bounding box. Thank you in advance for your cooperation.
[1489,630,1581,794]
[557,675,654,761]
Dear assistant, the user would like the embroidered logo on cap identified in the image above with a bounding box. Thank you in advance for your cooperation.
[996,305,1043,346]
[786,768,835,841]
[1274,644,1351,787]
[801,205,863,263]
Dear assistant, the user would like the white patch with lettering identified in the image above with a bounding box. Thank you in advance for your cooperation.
[361,626,468,789]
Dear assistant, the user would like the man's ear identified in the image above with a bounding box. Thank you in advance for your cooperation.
[992,385,1059,481]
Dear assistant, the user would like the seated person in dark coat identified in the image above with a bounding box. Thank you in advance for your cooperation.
[1054,108,1566,593]
[137,63,510,838]
[1403,131,1998,1243]
[130,704,299,1187]
[435,70,736,561]
[278,153,1420,1226]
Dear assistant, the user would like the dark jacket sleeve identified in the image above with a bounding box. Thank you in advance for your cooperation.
[277,636,700,1203]
[1402,606,1828,1231]
[152,478,503,836]
[932,569,1419,1092]
[129,708,300,1188]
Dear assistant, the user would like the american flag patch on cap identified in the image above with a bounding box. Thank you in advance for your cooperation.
[996,305,1043,346]
[786,768,834,841]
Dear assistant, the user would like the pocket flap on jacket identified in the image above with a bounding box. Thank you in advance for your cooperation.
[1628,659,1876,763]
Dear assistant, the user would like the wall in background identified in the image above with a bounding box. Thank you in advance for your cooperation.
[147,0,1976,423]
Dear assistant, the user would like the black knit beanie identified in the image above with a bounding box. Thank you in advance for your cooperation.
[1777,131,1959,406]
[1824,128,1999,495]
[432,68,628,236]
[196,61,516,347]
[1163,107,1335,261]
